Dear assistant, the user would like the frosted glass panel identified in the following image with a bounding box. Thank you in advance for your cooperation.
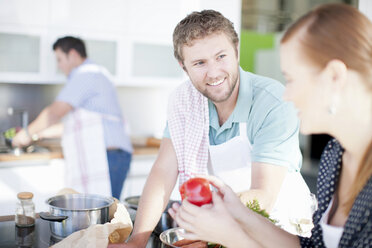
[85,40,117,75]
[132,43,183,78]
[0,33,40,72]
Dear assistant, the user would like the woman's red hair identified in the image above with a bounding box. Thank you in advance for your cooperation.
[281,3,372,214]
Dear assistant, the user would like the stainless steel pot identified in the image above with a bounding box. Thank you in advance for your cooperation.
[124,196,178,235]
[40,194,114,238]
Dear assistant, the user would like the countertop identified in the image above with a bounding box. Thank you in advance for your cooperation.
[0,215,163,248]
[0,137,161,163]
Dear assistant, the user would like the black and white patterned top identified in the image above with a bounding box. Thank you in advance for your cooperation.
[299,139,372,247]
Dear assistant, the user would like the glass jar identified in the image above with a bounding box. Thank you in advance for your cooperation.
[15,192,35,227]
[15,225,35,247]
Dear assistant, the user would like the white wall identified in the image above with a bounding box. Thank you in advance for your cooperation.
[116,85,179,138]
[359,0,372,21]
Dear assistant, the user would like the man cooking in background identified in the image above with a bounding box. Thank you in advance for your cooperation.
[114,10,311,247]
[12,36,132,199]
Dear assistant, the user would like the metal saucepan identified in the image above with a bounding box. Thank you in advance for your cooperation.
[124,196,179,236]
[40,194,114,238]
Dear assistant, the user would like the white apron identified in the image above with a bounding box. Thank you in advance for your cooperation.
[61,108,111,197]
[209,123,311,234]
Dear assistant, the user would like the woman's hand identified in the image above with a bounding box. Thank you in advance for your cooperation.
[177,191,242,245]
[205,175,246,219]
[168,176,266,248]
[169,176,247,222]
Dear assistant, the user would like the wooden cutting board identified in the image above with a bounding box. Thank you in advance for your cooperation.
[0,151,63,162]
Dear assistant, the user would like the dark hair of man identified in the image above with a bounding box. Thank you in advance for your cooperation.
[52,36,87,58]
[173,9,239,63]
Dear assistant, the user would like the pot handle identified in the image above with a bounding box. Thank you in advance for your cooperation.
[39,212,68,222]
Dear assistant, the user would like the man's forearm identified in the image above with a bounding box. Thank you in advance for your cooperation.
[129,176,171,245]
[37,123,64,140]
[241,162,287,213]
[127,138,178,247]
[238,189,278,213]
[28,107,60,135]
[28,101,72,138]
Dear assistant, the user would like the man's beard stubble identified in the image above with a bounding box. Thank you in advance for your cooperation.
[201,68,239,103]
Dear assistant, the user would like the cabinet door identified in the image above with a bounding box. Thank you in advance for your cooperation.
[118,0,241,86]
[0,26,50,83]
[0,32,40,73]
[46,29,121,84]
[48,0,128,32]
[119,35,186,86]
[0,0,48,27]
[126,0,181,37]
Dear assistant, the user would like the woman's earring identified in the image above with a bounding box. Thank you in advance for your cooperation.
[328,105,337,115]
[328,94,339,115]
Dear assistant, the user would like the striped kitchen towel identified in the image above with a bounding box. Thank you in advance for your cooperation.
[167,80,210,186]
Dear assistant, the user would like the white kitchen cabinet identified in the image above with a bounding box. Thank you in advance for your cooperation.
[120,35,186,87]
[0,0,49,28]
[0,25,50,84]
[126,0,181,38]
[45,28,123,83]
[0,32,40,73]
[48,0,129,33]
[0,159,65,216]
[0,0,241,86]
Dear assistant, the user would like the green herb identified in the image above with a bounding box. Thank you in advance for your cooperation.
[4,127,16,139]
[246,199,277,224]
[207,242,224,248]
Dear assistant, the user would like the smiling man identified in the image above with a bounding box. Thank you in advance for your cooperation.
[114,10,310,248]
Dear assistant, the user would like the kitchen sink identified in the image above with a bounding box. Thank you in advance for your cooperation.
[0,144,50,155]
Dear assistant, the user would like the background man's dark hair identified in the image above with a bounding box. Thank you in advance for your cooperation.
[53,36,87,58]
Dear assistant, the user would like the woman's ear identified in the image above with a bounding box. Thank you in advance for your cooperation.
[322,60,347,116]
[324,59,348,89]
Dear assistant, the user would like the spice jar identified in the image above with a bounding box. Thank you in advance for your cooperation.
[15,192,35,227]
[15,225,35,247]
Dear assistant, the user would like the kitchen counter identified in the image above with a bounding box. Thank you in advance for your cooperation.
[0,215,163,248]
[0,151,63,163]
[0,137,161,164]
[0,137,161,216]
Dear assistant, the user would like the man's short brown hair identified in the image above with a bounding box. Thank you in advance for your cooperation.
[173,9,239,63]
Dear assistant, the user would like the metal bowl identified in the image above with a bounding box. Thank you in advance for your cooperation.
[159,227,187,248]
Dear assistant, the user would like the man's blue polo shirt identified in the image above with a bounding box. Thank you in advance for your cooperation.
[164,67,301,172]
